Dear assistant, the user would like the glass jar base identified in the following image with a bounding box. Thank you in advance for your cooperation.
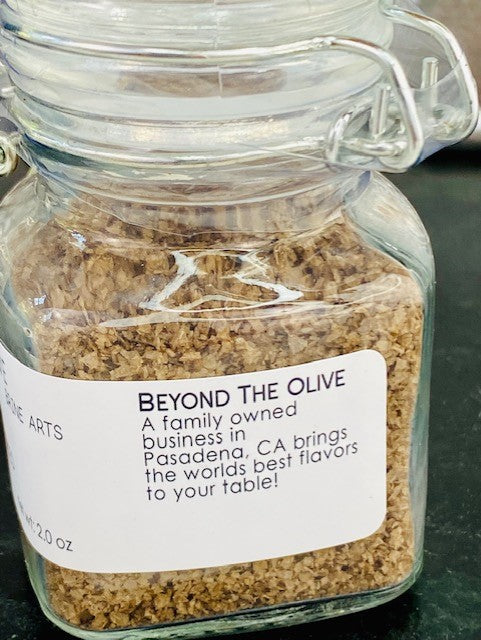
[25,543,421,640]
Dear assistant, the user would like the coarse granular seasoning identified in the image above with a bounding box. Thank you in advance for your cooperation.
[10,183,424,631]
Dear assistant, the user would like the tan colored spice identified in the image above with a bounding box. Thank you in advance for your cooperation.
[11,185,423,631]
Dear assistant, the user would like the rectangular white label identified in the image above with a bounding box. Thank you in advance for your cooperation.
[0,344,387,573]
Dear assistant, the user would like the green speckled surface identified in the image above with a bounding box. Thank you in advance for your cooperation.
[1,153,480,640]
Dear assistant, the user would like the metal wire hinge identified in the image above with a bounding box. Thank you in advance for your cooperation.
[324,1,478,171]
[0,132,18,176]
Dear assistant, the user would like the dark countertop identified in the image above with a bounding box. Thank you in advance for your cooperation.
[1,153,480,640]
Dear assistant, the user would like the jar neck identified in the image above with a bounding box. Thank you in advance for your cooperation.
[36,160,370,236]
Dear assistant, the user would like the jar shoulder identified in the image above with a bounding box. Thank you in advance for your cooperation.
[0,171,429,381]
[348,173,435,292]
[0,173,431,320]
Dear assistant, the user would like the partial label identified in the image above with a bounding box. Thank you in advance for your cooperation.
[0,344,387,573]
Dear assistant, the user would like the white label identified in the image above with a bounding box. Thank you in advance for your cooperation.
[0,344,387,574]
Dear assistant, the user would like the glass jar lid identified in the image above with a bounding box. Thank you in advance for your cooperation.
[2,0,391,50]
[0,0,478,176]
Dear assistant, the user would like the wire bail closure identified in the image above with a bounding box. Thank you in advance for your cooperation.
[325,0,478,171]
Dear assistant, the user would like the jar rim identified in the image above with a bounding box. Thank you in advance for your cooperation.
[3,0,384,52]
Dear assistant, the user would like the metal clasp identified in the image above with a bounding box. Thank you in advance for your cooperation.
[325,37,424,171]
[0,62,17,176]
[0,131,17,175]
[325,0,479,171]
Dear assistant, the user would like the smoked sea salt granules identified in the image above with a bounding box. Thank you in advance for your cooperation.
[10,182,424,631]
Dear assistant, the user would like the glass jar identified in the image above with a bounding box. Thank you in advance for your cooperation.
[0,1,477,639]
